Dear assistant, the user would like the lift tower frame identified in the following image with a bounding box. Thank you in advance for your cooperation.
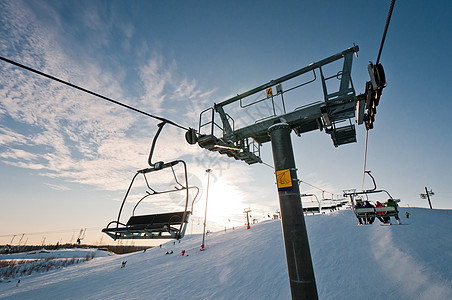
[188,45,376,299]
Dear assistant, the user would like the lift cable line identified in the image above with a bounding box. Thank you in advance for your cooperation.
[260,160,275,169]
[298,180,335,197]
[0,55,190,132]
[0,227,101,238]
[376,0,396,65]
[360,0,396,189]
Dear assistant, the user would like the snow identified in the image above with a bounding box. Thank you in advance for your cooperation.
[0,207,451,299]
[0,248,113,261]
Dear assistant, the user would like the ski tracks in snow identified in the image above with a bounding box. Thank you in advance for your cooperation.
[371,225,452,299]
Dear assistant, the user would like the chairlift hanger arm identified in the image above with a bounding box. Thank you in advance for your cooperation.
[188,186,200,213]
[148,122,167,168]
[365,170,377,191]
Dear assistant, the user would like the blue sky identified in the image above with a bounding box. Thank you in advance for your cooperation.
[0,0,451,245]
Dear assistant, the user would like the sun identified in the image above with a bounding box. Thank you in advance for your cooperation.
[192,179,247,229]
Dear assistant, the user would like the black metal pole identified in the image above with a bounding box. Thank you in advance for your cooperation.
[246,212,250,228]
[425,186,433,209]
[268,123,318,300]
[201,169,212,249]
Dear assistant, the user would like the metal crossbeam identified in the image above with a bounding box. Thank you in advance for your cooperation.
[195,46,361,164]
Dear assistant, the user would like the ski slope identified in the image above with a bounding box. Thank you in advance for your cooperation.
[0,207,451,299]
[0,248,113,261]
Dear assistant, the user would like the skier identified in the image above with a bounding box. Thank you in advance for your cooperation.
[363,201,375,224]
[385,199,401,224]
[375,201,387,223]
[355,200,364,225]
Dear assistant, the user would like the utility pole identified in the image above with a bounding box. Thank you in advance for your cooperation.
[268,123,318,300]
[201,169,212,250]
[420,187,434,209]
[243,208,251,229]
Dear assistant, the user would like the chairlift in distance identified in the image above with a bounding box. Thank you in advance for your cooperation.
[343,171,400,221]
[102,122,199,240]
[300,193,321,213]
[319,191,338,212]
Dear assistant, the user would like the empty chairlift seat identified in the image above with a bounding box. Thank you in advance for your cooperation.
[102,211,190,240]
[101,159,198,241]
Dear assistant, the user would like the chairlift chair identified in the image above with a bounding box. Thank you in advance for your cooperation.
[102,122,199,240]
[300,193,321,213]
[343,171,399,221]
[102,160,199,240]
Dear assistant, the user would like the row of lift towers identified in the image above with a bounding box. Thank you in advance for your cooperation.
[185,45,386,299]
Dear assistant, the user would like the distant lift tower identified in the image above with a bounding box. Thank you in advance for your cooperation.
[186,45,382,299]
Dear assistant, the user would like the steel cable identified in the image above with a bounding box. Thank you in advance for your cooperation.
[376,0,396,65]
[0,56,190,131]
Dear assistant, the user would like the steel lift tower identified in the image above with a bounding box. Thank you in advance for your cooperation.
[186,45,385,299]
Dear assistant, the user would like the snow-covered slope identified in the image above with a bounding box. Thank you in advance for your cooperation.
[0,248,114,261]
[0,207,451,299]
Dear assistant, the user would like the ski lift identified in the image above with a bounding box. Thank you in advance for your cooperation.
[343,171,400,222]
[102,122,199,240]
[319,191,337,211]
[300,193,320,213]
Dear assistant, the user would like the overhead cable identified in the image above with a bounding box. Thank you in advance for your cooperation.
[261,161,275,169]
[376,0,396,65]
[362,0,396,188]
[299,180,335,196]
[0,55,190,131]
[0,227,101,238]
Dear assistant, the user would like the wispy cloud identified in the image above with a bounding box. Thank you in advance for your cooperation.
[0,1,216,193]
[138,54,173,113]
